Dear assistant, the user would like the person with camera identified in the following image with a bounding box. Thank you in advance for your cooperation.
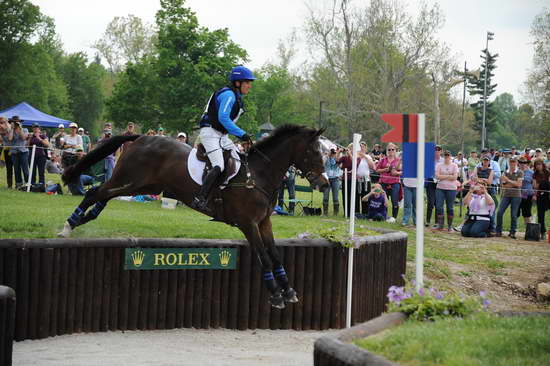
[6,116,29,189]
[376,143,402,221]
[461,182,495,237]
[0,117,14,188]
[61,122,83,169]
[362,183,388,221]
[52,124,66,150]
[323,147,342,215]
[28,122,50,188]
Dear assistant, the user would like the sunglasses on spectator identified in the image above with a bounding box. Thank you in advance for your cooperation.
[387,148,395,151]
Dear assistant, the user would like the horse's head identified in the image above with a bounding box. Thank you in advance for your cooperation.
[293,128,330,192]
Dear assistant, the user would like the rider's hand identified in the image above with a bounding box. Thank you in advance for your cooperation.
[240,134,253,144]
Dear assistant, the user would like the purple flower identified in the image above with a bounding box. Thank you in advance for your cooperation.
[417,288,425,296]
[482,298,491,308]
[387,286,408,304]
[435,291,445,300]
[479,291,486,298]
[429,288,436,295]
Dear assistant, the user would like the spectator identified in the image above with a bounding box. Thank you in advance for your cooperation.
[377,142,402,220]
[533,158,550,239]
[52,124,66,149]
[158,127,166,136]
[511,146,518,156]
[99,129,115,181]
[362,183,388,221]
[120,122,136,155]
[67,149,94,195]
[498,149,511,172]
[490,148,497,161]
[357,142,376,216]
[61,122,83,168]
[0,117,14,188]
[338,144,360,218]
[535,148,544,160]
[28,123,49,187]
[78,127,91,153]
[177,132,188,144]
[46,153,63,174]
[545,149,550,165]
[496,157,523,238]
[425,145,443,227]
[146,129,156,136]
[519,158,535,226]
[371,144,382,158]
[461,182,495,238]
[277,166,296,215]
[7,116,29,189]
[453,151,468,183]
[522,147,532,162]
[435,150,459,231]
[476,148,501,234]
[402,177,417,227]
[467,151,479,179]
[493,149,501,162]
[323,148,342,216]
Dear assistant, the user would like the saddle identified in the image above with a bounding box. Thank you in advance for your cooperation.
[195,143,238,183]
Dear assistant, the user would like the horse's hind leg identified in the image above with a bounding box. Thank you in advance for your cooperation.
[259,217,299,303]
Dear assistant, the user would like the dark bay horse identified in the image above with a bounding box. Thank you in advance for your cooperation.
[59,124,329,308]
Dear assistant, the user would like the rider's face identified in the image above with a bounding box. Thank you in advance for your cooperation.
[239,80,253,95]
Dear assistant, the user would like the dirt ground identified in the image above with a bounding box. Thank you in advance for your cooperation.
[414,229,550,312]
[12,328,330,366]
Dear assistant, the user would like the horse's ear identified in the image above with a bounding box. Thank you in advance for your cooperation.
[310,128,325,140]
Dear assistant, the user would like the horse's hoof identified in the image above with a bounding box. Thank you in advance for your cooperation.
[283,288,299,303]
[57,221,72,238]
[269,293,286,309]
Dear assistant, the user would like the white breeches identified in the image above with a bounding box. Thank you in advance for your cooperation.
[199,127,236,172]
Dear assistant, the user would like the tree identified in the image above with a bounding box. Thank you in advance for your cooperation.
[92,15,157,73]
[108,0,249,133]
[59,53,106,133]
[467,48,498,147]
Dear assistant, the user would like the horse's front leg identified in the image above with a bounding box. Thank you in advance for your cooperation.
[259,217,299,304]
[240,222,286,309]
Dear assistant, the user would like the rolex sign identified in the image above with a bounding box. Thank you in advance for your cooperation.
[125,248,238,270]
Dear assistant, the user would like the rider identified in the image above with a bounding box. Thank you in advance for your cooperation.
[191,65,255,210]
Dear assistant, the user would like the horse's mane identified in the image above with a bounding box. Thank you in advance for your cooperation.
[252,124,315,153]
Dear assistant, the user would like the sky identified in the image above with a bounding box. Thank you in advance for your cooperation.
[32,0,548,104]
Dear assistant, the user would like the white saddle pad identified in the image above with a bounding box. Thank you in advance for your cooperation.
[187,147,241,188]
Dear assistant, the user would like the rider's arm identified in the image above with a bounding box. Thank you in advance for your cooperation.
[217,90,246,138]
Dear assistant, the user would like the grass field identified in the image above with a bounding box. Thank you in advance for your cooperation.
[355,313,550,366]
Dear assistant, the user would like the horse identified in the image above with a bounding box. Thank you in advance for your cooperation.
[58,124,329,309]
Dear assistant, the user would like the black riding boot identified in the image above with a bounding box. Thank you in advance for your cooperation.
[191,166,222,211]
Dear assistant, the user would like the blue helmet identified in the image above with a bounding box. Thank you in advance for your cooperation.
[229,65,256,82]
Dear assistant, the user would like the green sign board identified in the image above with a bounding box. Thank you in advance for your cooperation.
[125,248,238,270]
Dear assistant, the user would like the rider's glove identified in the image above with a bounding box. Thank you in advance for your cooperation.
[240,134,253,144]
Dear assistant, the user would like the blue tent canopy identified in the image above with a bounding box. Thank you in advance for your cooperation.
[0,101,73,128]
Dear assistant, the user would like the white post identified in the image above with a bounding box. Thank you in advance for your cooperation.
[346,133,362,328]
[27,144,37,192]
[415,114,426,290]
[344,168,348,218]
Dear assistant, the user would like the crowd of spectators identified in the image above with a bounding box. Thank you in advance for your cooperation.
[2,115,550,240]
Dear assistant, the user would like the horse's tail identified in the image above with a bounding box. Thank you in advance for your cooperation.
[62,134,141,185]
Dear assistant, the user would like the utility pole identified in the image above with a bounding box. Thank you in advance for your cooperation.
[481,31,494,150]
[461,61,467,154]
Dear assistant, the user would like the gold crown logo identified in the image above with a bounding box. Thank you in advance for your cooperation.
[219,250,231,267]
[131,250,145,267]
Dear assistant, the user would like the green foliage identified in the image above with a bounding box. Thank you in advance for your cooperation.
[386,279,486,321]
[107,0,249,134]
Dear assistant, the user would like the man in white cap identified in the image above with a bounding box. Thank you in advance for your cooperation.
[52,123,66,149]
[78,127,91,153]
[177,132,187,144]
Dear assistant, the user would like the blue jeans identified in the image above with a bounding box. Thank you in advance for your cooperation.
[488,187,498,232]
[11,151,29,186]
[323,177,340,205]
[496,196,521,234]
[402,186,416,225]
[461,219,490,237]
[105,159,115,181]
[382,182,401,218]
[278,178,296,213]
[68,174,94,195]
[435,189,457,216]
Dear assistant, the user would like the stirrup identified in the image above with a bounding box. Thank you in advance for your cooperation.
[191,196,208,210]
